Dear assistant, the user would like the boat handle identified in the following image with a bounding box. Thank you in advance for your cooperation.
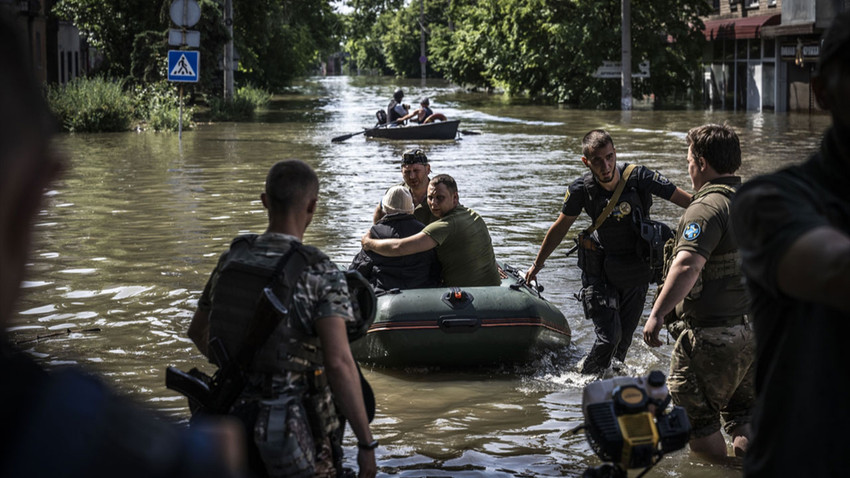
[438,316,481,333]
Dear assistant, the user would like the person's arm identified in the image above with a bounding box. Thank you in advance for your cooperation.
[361,230,437,257]
[372,203,385,224]
[776,226,850,312]
[316,316,377,478]
[668,187,693,208]
[643,250,706,347]
[188,307,211,357]
[525,213,578,283]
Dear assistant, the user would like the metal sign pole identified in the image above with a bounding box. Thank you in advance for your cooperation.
[179,84,183,141]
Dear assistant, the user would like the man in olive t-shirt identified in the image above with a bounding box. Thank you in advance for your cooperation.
[361,174,500,287]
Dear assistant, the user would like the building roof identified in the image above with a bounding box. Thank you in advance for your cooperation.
[703,14,781,40]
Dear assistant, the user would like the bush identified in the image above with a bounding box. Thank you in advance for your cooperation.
[47,77,134,132]
[132,81,194,132]
[208,84,272,121]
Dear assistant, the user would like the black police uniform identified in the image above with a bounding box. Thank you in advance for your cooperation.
[562,163,677,373]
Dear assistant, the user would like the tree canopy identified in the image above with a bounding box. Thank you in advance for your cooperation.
[342,0,710,107]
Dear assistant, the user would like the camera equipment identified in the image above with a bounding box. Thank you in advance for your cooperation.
[572,371,690,478]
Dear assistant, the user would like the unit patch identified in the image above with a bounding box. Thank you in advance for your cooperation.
[653,172,672,185]
[683,222,701,241]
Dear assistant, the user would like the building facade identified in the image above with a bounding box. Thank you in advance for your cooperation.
[701,0,848,113]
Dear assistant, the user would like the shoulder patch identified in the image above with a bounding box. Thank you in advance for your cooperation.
[563,190,570,203]
[653,171,671,185]
[682,222,701,241]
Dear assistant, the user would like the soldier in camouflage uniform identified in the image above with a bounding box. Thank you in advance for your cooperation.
[188,160,377,478]
[643,124,754,460]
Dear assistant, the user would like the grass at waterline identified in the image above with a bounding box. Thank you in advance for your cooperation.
[207,84,272,121]
[47,77,134,133]
[132,81,194,132]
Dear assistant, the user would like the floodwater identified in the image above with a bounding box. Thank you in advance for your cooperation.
[10,76,829,477]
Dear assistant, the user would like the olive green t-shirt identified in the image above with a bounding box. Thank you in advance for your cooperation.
[422,205,500,287]
[673,177,749,321]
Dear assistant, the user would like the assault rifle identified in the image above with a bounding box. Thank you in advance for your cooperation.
[166,285,290,416]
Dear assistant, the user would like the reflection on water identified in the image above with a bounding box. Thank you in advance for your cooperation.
[10,76,828,476]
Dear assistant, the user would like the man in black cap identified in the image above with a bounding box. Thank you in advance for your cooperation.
[373,149,437,225]
[731,10,850,477]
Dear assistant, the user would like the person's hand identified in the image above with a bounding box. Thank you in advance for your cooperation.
[524,263,542,283]
[357,448,377,478]
[643,313,664,348]
[361,231,373,251]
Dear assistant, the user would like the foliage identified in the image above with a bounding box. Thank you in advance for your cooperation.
[208,84,272,121]
[47,77,135,132]
[342,0,710,108]
[132,81,194,132]
[53,0,339,95]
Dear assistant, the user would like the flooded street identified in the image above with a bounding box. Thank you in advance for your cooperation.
[11,76,830,477]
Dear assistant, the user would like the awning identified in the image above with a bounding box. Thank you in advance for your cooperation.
[702,14,781,40]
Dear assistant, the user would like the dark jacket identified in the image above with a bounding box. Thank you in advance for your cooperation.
[350,213,441,292]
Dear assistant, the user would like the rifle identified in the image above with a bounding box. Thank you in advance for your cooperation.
[167,244,302,415]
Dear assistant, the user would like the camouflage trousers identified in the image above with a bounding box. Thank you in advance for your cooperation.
[668,323,756,438]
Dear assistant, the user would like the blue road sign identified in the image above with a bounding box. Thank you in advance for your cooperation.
[167,50,199,82]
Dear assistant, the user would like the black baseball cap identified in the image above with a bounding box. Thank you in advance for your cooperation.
[401,149,428,165]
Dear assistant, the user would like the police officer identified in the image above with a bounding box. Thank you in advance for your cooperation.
[643,124,754,460]
[188,160,377,478]
[526,130,691,374]
[731,13,850,477]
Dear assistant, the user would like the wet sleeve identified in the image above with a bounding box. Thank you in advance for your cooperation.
[561,178,585,216]
[422,217,452,245]
[731,177,828,297]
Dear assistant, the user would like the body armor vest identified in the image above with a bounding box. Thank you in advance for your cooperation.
[582,169,652,256]
[684,184,740,299]
[208,234,327,376]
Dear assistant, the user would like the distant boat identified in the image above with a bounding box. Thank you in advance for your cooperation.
[364,120,460,140]
[350,263,571,368]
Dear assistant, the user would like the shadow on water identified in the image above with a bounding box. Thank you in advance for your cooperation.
[11,75,829,477]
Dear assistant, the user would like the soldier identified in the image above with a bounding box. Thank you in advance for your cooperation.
[643,124,753,460]
[526,130,691,374]
[731,12,850,477]
[188,160,377,478]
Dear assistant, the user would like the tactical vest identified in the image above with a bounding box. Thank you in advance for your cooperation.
[582,168,652,256]
[208,234,327,376]
[683,184,740,300]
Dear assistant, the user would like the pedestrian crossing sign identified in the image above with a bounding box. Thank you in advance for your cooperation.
[167,50,199,82]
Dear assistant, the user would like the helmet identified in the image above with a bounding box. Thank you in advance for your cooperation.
[393,88,404,101]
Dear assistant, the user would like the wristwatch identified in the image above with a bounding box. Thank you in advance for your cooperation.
[358,440,379,450]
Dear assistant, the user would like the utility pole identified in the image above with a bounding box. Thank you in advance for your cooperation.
[223,0,234,101]
[621,0,632,110]
[420,0,426,85]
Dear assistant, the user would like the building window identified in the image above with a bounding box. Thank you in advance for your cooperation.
[746,0,759,8]
[713,0,720,11]
[768,0,776,5]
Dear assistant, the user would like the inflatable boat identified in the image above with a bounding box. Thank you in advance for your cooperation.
[350,264,571,368]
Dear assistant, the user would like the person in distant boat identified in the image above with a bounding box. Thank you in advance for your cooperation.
[362,174,501,287]
[0,14,245,478]
[373,149,438,225]
[386,88,409,126]
[397,97,447,124]
[351,185,440,292]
